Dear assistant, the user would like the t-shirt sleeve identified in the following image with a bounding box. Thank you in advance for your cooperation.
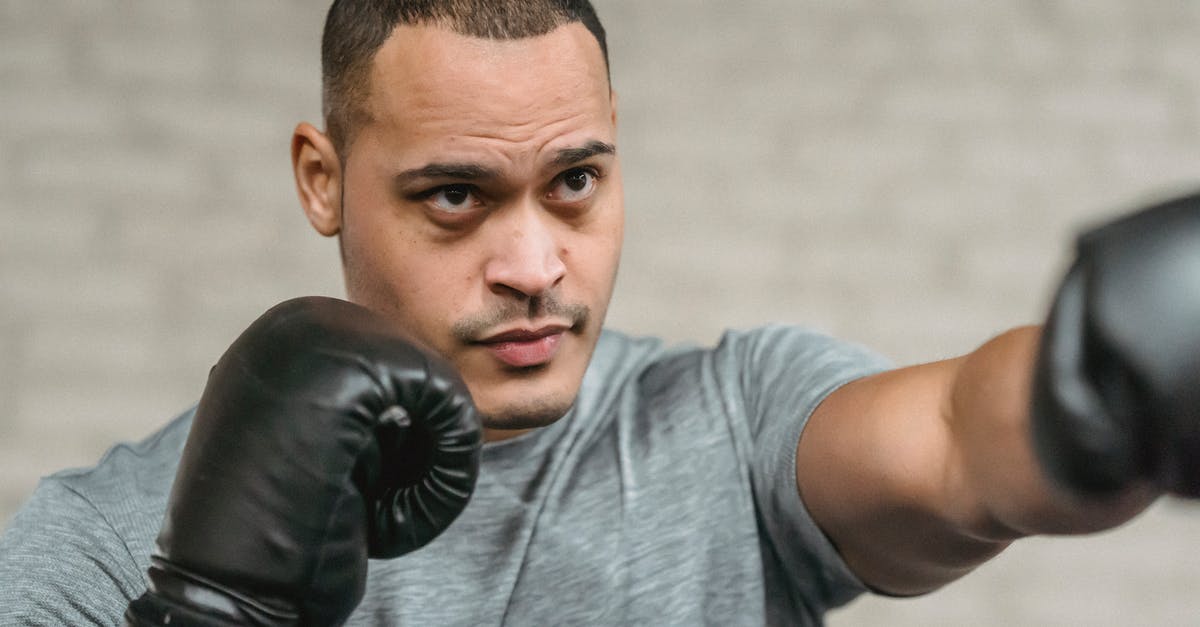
[711,325,892,616]
[0,478,145,626]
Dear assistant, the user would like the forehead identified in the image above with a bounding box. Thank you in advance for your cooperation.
[364,22,612,150]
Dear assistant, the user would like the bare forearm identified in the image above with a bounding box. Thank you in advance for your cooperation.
[802,196,1197,596]
[800,325,1159,595]
[947,325,1157,540]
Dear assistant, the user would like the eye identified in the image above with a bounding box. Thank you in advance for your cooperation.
[547,168,599,203]
[424,184,482,213]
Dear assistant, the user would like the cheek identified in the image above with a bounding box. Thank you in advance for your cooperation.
[342,215,409,305]
[383,251,475,327]
[555,236,620,335]
[341,211,451,329]
[571,207,624,292]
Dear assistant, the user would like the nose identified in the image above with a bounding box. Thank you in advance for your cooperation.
[483,200,566,299]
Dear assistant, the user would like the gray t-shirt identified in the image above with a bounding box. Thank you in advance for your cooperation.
[0,326,890,626]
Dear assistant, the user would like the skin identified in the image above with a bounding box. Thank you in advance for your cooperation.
[798,326,1157,593]
[292,22,1160,595]
[292,23,621,442]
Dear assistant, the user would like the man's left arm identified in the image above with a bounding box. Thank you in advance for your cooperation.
[796,192,1200,596]
[798,326,1152,595]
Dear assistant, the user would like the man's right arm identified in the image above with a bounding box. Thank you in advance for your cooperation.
[0,478,145,626]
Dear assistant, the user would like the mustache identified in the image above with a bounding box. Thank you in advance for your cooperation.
[451,295,590,343]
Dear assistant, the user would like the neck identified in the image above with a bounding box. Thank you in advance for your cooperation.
[483,426,535,443]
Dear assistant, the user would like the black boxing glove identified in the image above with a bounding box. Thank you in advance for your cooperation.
[1032,191,1200,497]
[124,296,482,626]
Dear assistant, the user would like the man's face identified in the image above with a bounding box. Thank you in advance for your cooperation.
[321,23,622,438]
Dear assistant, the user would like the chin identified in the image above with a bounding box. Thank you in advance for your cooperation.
[478,395,575,431]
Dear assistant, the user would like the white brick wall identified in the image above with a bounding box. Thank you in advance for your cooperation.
[2,1,1199,624]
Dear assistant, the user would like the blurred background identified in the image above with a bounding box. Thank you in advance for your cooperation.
[3,1,1200,624]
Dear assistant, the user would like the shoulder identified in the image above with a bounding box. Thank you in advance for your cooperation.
[708,324,892,403]
[587,324,890,395]
[576,329,669,406]
[611,324,890,400]
[616,325,892,460]
[0,409,191,624]
[587,328,668,378]
[50,406,193,520]
[0,408,193,624]
[4,407,194,576]
[713,324,889,370]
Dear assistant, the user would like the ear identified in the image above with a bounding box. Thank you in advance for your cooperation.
[292,122,343,237]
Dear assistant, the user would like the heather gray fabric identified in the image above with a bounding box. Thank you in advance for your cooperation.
[0,326,891,626]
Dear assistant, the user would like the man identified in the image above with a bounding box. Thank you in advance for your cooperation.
[1,1,1196,625]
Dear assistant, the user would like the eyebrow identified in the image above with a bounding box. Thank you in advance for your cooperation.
[549,140,616,168]
[394,140,617,186]
[394,163,502,186]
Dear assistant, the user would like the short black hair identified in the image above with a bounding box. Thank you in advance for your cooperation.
[321,0,609,159]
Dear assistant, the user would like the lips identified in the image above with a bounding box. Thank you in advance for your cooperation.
[476,325,567,368]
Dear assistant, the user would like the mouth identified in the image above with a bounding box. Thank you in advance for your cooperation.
[474,323,571,368]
